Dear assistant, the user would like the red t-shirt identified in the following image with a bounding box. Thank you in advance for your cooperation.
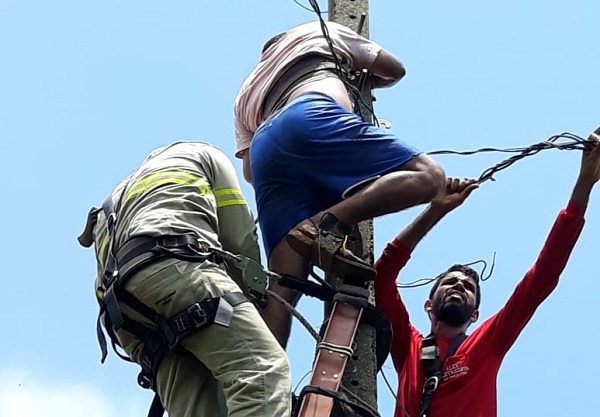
[374,202,585,417]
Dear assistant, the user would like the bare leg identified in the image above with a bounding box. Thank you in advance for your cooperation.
[329,154,445,225]
[262,154,444,348]
[261,239,310,348]
[293,154,445,234]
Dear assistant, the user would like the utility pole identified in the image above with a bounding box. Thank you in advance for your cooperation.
[327,1,379,416]
[295,3,387,417]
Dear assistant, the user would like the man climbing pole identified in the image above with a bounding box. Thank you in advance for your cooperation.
[234,20,446,347]
[77,142,291,417]
[374,127,600,417]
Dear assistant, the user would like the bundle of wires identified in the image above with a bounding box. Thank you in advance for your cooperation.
[429,132,590,183]
[307,0,379,123]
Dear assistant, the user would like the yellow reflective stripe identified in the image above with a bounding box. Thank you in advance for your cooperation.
[124,171,212,200]
[97,233,110,264]
[126,171,211,199]
[214,187,246,208]
[214,188,241,197]
[217,199,247,208]
[126,178,200,199]
[131,170,200,187]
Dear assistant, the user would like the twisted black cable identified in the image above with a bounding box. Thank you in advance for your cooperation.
[395,128,588,291]
[306,0,380,124]
[293,0,326,13]
[429,132,589,184]
[398,254,496,289]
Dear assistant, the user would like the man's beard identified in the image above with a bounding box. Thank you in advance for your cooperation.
[432,296,475,327]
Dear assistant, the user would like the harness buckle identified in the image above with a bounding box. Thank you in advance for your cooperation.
[421,345,438,361]
[161,236,184,249]
[186,303,208,328]
[172,303,208,334]
[103,269,119,287]
[423,376,439,393]
[137,371,153,390]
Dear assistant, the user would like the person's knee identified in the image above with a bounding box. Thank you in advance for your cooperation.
[424,156,446,198]
[404,154,446,200]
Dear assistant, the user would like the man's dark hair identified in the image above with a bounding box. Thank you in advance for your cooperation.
[262,32,286,54]
[429,264,482,308]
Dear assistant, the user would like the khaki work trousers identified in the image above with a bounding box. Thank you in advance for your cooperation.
[117,258,292,417]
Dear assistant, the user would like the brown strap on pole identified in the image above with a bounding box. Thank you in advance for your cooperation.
[298,300,363,417]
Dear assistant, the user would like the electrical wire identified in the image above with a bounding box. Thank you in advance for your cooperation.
[467,253,496,282]
[381,368,411,417]
[307,0,348,79]
[306,0,380,124]
[429,132,590,184]
[293,0,327,13]
[309,266,333,289]
[398,253,496,289]
[293,370,313,394]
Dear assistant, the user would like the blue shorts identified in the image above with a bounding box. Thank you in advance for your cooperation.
[251,92,421,258]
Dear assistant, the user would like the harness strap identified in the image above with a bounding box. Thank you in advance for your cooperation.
[294,385,378,417]
[101,196,119,285]
[133,291,248,417]
[148,393,165,417]
[97,236,232,357]
[98,234,216,321]
[296,293,365,417]
[77,207,101,247]
[95,231,240,385]
[96,310,109,363]
[262,54,339,120]
[419,333,467,417]
[278,273,392,371]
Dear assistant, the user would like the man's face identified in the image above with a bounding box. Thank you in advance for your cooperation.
[429,271,479,326]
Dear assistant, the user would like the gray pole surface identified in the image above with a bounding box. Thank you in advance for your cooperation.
[327,1,378,416]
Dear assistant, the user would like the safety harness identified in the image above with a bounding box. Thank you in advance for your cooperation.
[261,54,347,121]
[78,194,267,417]
[419,333,468,417]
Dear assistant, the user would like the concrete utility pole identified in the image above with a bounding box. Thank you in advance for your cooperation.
[327,1,379,416]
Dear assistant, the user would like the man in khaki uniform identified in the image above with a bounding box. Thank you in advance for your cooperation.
[78,142,291,417]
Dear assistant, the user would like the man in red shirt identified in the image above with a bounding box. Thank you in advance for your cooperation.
[375,127,600,417]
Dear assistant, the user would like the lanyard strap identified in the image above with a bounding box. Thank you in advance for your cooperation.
[419,333,467,417]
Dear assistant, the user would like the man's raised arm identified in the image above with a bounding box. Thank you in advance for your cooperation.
[375,178,478,365]
[489,127,600,355]
[395,178,479,250]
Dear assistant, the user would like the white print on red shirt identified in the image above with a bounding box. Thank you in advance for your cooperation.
[443,355,470,381]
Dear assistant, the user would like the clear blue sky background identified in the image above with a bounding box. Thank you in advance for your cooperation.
[1,0,598,416]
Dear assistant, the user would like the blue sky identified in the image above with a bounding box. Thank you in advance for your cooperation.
[1,0,599,416]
